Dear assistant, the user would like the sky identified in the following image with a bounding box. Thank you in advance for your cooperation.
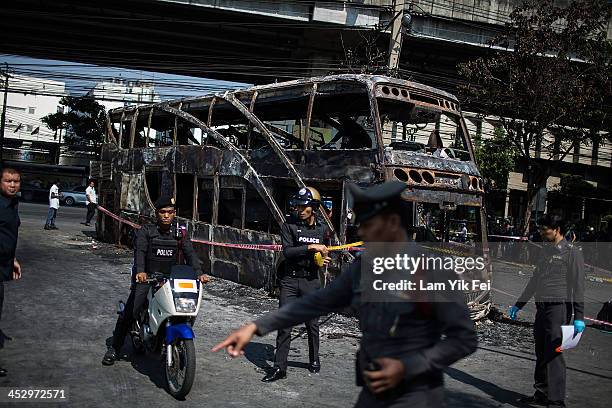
[0,53,249,101]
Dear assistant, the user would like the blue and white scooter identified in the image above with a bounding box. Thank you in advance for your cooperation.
[123,264,202,399]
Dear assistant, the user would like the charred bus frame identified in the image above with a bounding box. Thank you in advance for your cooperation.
[92,74,491,319]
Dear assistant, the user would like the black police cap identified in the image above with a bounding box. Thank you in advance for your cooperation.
[154,195,175,210]
[347,181,407,223]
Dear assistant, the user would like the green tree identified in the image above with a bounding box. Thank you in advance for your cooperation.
[474,126,518,192]
[42,96,106,157]
[458,0,612,233]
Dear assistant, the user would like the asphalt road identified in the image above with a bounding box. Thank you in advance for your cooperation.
[0,202,610,407]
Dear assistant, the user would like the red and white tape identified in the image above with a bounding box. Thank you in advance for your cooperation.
[96,205,365,253]
[492,288,612,327]
[96,205,141,230]
[191,239,281,252]
[585,316,612,327]
[97,205,280,251]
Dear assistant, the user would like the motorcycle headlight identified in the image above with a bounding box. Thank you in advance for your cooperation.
[174,297,197,313]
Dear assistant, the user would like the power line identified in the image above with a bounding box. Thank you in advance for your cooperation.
[0,3,392,30]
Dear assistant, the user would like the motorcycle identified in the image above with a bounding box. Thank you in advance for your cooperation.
[119,264,202,399]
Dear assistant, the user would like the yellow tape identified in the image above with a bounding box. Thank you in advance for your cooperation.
[313,241,364,267]
[328,241,364,251]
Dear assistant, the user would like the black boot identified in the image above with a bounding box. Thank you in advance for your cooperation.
[262,367,286,382]
[102,347,118,366]
[518,392,549,406]
[308,361,321,374]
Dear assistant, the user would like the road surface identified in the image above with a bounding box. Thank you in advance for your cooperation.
[0,202,610,407]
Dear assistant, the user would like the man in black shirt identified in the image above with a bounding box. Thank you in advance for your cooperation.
[510,215,585,407]
[213,182,477,406]
[261,186,331,382]
[0,167,23,377]
[102,195,205,365]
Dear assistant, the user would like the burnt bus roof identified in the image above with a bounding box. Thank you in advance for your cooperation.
[107,74,460,119]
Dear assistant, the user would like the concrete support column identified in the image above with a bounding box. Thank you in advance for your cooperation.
[503,188,511,219]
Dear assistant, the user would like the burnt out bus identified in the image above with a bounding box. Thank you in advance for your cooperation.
[92,74,490,319]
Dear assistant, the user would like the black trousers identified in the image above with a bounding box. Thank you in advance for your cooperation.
[85,203,96,224]
[273,276,320,372]
[0,281,4,321]
[533,302,571,402]
[354,386,445,408]
[0,281,5,351]
[110,283,150,352]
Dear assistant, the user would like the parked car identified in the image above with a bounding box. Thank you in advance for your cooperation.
[61,186,87,206]
[19,185,50,203]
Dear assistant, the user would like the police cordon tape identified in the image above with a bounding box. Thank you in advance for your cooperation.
[96,205,363,253]
[492,287,612,328]
[97,205,612,327]
[97,205,142,230]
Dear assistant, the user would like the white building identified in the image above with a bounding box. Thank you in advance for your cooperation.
[87,78,161,112]
[1,73,66,144]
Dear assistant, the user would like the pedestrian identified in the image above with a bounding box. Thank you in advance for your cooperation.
[261,186,331,383]
[458,222,468,243]
[44,180,61,230]
[509,215,585,408]
[0,167,23,377]
[84,180,97,226]
[213,181,477,407]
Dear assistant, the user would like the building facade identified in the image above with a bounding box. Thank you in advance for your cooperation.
[463,114,612,232]
[87,78,161,112]
[1,73,66,163]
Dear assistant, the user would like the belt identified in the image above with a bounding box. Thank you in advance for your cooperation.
[286,270,316,279]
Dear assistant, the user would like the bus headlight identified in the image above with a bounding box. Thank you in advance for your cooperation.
[174,298,197,313]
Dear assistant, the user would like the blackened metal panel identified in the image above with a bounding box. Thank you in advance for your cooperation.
[384,150,482,176]
[119,172,144,213]
[157,104,285,227]
[191,223,280,290]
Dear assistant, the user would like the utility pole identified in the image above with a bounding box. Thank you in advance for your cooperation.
[387,1,404,76]
[387,2,413,77]
[56,127,62,165]
[0,63,9,166]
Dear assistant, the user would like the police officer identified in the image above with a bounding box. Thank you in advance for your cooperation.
[213,181,478,406]
[509,215,585,407]
[261,186,331,382]
[102,195,206,365]
[0,168,23,377]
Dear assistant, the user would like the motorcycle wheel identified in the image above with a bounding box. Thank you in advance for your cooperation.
[165,338,196,400]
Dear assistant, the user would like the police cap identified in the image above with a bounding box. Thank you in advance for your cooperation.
[154,195,175,210]
[347,181,407,223]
